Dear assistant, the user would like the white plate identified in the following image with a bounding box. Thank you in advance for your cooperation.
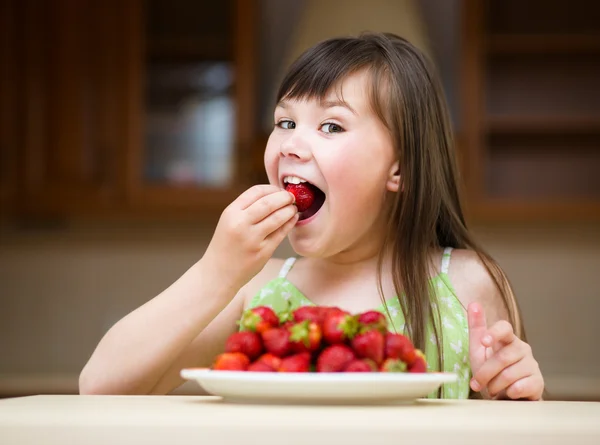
[180,368,458,404]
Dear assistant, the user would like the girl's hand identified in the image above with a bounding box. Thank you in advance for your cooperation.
[468,302,544,400]
[203,185,298,289]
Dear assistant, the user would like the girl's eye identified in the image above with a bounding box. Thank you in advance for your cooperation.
[321,122,344,134]
[277,120,296,130]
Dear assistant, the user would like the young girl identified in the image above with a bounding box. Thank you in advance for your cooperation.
[80,32,544,400]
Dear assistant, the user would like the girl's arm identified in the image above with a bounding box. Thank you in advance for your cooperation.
[79,258,245,395]
[79,185,297,395]
[450,249,544,401]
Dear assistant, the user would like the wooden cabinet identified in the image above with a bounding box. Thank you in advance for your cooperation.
[17,0,129,216]
[460,0,600,222]
[1,0,259,220]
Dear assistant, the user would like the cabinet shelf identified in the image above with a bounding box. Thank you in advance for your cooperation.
[488,34,600,54]
[486,115,600,134]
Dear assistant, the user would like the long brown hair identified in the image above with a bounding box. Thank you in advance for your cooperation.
[276,33,526,383]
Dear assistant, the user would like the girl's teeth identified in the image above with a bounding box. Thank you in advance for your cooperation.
[283,176,306,185]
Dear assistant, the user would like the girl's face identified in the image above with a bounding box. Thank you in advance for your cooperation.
[264,71,398,261]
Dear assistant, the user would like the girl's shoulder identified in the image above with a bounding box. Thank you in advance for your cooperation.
[445,249,510,321]
[241,258,288,310]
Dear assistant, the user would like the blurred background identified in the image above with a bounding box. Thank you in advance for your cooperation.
[0,0,599,400]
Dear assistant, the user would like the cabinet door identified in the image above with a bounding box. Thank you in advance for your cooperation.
[125,0,259,215]
[19,0,130,216]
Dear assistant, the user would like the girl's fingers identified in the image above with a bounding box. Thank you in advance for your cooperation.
[485,358,535,398]
[504,374,544,400]
[246,190,295,224]
[264,211,299,245]
[471,342,526,392]
[467,303,488,374]
[255,204,298,238]
[484,320,516,352]
[235,185,281,210]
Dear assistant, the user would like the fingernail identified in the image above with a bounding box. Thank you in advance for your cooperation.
[471,379,481,391]
[482,335,492,346]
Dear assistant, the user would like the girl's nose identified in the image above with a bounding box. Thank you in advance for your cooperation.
[280,132,312,161]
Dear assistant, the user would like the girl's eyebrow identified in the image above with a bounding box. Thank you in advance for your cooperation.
[275,99,358,116]
[319,99,358,116]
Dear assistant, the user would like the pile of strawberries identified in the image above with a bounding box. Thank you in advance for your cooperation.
[212,305,427,373]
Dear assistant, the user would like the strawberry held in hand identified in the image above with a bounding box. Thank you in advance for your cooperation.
[239,306,279,333]
[285,183,315,212]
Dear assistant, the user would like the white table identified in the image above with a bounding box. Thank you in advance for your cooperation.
[1,395,599,444]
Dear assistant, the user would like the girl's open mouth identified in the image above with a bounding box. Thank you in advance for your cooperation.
[283,177,326,222]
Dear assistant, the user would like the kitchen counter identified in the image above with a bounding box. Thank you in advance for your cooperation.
[0,395,599,444]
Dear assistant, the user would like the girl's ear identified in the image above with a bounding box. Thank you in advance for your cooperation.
[386,161,401,192]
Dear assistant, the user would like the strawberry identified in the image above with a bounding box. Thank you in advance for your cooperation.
[289,320,322,353]
[385,333,416,363]
[344,359,377,372]
[322,311,359,344]
[408,350,427,373]
[292,306,325,325]
[357,310,388,334]
[224,331,263,361]
[255,353,282,370]
[316,345,356,372]
[239,306,279,333]
[380,358,407,373]
[261,327,293,357]
[279,352,311,372]
[247,361,276,372]
[286,183,315,212]
[351,329,385,364]
[213,352,250,371]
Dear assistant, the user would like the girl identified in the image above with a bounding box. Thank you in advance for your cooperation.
[80,33,544,400]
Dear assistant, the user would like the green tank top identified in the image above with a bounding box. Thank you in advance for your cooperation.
[247,247,471,399]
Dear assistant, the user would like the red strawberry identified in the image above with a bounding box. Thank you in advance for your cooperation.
[224,331,263,361]
[286,183,315,212]
[255,353,282,370]
[247,361,275,372]
[289,321,322,353]
[344,359,377,372]
[213,352,250,371]
[385,333,416,363]
[316,345,356,372]
[408,350,427,373]
[351,329,385,364]
[357,310,388,334]
[261,327,292,357]
[279,352,311,372]
[380,358,407,373]
[239,306,279,333]
[292,306,324,324]
[322,311,359,344]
